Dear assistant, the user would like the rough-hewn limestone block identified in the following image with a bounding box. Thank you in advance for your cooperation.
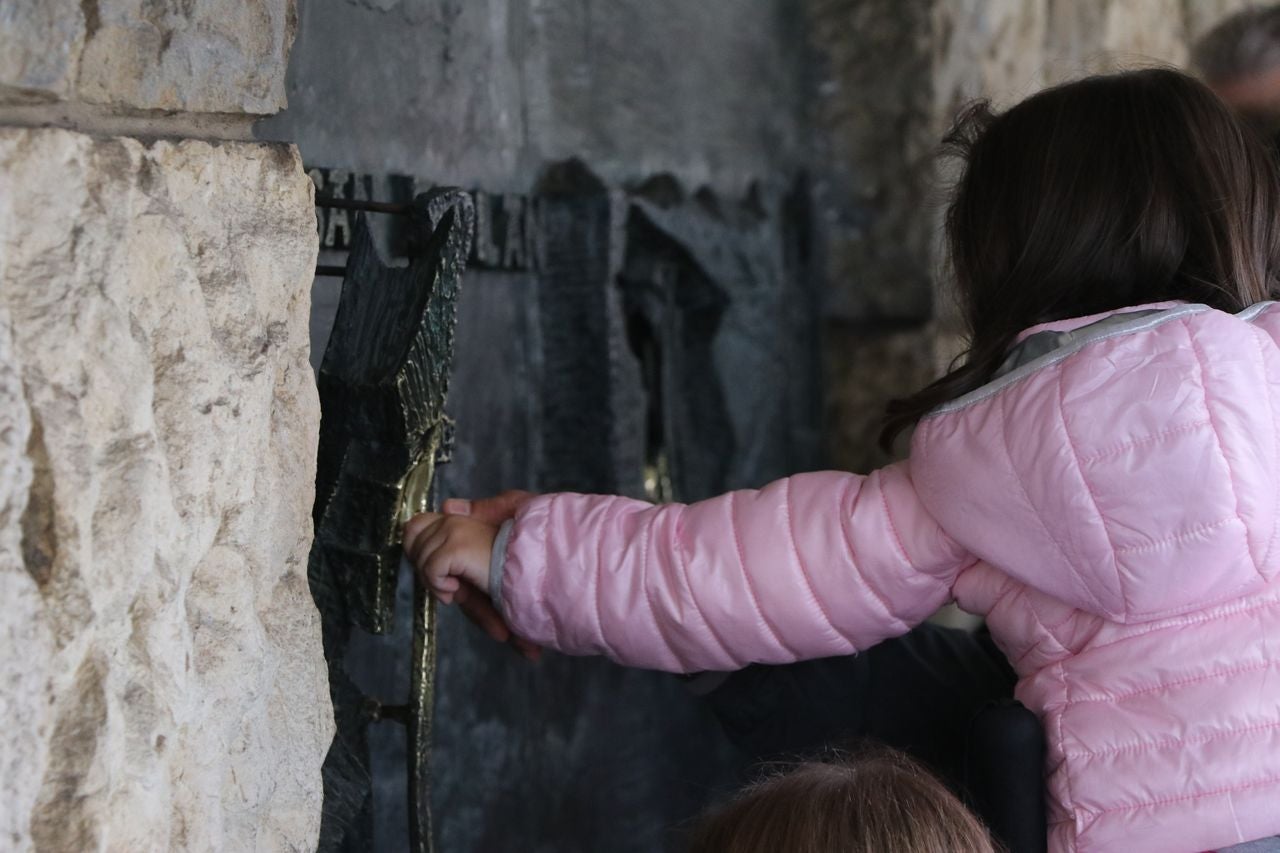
[823,326,938,472]
[935,0,1259,117]
[0,127,331,851]
[78,0,296,113]
[933,0,1049,117]
[1045,0,1257,79]
[807,0,938,323]
[1181,0,1261,43]
[0,0,296,114]
[0,306,55,852]
[0,0,84,103]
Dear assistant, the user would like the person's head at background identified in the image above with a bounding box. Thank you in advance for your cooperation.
[685,751,996,853]
[882,67,1280,447]
[1193,5,1280,139]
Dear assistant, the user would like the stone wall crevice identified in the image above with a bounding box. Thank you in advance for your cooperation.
[29,653,108,853]
[19,417,56,587]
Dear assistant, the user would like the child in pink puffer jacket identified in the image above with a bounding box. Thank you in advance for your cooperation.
[405,69,1280,853]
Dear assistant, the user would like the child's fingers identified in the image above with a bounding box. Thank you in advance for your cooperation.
[415,535,454,590]
[403,511,443,552]
[441,498,471,516]
[406,521,450,574]
[453,580,538,661]
[512,636,542,662]
[426,574,456,602]
[404,514,496,609]
[422,548,461,591]
[418,533,473,592]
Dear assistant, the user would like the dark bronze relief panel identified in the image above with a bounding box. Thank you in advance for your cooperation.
[619,175,820,502]
[306,162,818,851]
[310,189,474,853]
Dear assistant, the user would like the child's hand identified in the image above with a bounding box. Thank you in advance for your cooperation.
[402,512,497,605]
[433,492,542,662]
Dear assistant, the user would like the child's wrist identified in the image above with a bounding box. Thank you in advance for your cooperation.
[488,519,515,611]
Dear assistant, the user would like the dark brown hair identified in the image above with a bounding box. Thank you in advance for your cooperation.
[685,751,997,853]
[881,68,1280,450]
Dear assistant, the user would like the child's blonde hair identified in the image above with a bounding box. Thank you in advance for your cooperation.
[686,750,997,853]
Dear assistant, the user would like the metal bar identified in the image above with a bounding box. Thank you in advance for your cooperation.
[314,198,410,279]
[309,189,473,853]
[315,197,413,215]
[408,577,438,853]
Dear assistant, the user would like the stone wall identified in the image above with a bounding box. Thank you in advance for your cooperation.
[0,2,331,851]
[935,0,1258,121]
[0,0,294,113]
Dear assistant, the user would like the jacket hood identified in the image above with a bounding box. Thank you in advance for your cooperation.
[912,302,1280,624]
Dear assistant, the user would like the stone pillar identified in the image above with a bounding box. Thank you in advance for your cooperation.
[0,3,332,851]
[806,0,942,471]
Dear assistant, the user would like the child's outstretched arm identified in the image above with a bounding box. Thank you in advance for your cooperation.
[409,461,977,673]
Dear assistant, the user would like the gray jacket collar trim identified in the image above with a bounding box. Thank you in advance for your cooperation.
[924,302,1278,419]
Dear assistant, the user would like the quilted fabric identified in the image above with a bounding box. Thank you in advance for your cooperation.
[499,302,1280,852]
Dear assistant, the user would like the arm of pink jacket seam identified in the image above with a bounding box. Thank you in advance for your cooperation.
[497,461,976,673]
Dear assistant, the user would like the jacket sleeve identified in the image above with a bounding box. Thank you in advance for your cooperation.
[497,462,976,672]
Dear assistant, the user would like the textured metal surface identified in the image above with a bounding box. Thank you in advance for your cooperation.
[619,175,820,501]
[299,160,822,852]
[309,188,474,853]
[305,163,818,852]
[407,579,437,853]
[533,160,640,497]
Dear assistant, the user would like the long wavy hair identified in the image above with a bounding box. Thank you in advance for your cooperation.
[881,68,1280,450]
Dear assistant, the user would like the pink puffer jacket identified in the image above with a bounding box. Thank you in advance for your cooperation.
[497,301,1280,853]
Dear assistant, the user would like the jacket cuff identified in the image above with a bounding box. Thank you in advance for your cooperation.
[495,494,556,646]
[489,519,515,612]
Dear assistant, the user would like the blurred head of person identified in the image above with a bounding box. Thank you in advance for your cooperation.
[1193,5,1280,137]
[685,750,997,853]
